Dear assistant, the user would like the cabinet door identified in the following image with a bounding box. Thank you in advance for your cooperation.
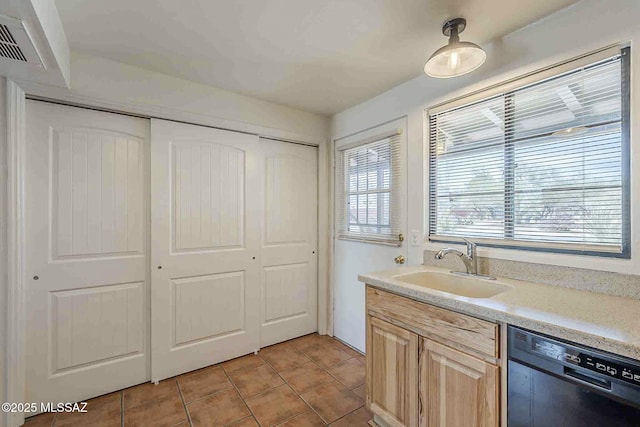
[420,339,499,427]
[367,316,419,427]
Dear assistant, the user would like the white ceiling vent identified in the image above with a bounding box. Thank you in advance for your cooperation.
[0,15,44,68]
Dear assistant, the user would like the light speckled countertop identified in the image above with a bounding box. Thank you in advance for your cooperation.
[359,265,640,361]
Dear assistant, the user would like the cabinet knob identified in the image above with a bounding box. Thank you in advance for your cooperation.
[394,255,405,265]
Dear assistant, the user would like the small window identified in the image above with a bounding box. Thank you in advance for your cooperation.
[428,47,630,257]
[336,132,403,245]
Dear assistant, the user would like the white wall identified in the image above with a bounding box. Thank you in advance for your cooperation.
[19,51,329,143]
[331,0,640,276]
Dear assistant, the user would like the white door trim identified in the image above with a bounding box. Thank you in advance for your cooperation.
[5,80,27,427]
[4,80,330,426]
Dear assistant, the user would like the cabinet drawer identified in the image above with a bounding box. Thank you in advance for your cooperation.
[366,286,498,358]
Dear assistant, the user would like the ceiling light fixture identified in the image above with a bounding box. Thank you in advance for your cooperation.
[424,18,486,78]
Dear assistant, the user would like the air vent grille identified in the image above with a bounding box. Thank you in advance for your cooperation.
[0,23,16,43]
[0,24,27,62]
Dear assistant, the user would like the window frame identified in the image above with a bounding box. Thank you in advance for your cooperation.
[335,124,405,247]
[427,46,631,258]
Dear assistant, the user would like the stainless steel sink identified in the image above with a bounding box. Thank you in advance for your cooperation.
[393,271,511,298]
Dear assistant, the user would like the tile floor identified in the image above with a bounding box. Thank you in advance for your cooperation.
[24,334,371,427]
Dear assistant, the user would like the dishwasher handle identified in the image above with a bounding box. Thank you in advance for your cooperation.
[564,367,612,391]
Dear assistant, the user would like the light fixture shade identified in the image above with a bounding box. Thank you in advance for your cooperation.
[424,18,486,78]
[424,41,486,78]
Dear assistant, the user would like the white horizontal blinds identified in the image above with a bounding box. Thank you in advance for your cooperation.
[511,59,622,248]
[429,51,626,253]
[336,132,403,245]
[429,95,506,240]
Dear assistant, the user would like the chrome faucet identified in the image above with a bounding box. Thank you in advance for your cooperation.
[434,239,496,279]
[435,238,478,275]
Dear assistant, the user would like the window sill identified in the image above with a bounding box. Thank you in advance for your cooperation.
[428,235,628,259]
[337,235,402,247]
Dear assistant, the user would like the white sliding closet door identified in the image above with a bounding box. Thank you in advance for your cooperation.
[25,101,150,405]
[259,139,318,347]
[150,119,261,381]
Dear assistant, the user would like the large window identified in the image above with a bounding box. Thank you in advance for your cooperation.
[336,131,404,245]
[428,47,630,257]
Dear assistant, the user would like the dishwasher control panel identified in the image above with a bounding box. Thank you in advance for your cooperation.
[512,328,640,388]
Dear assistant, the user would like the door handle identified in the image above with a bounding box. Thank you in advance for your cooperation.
[564,367,611,390]
[394,255,405,264]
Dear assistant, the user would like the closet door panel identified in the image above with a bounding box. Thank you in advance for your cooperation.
[25,101,149,407]
[151,119,261,381]
[259,139,318,347]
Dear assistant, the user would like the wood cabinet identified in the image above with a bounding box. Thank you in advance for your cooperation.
[366,316,419,427]
[420,339,499,427]
[366,287,498,358]
[366,286,500,427]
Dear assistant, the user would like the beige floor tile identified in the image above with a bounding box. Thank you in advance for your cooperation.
[245,384,308,427]
[301,381,363,424]
[288,334,333,351]
[262,341,299,352]
[55,410,121,427]
[222,354,266,374]
[187,388,250,426]
[260,345,311,372]
[23,412,55,427]
[228,417,260,427]
[330,406,373,427]
[329,407,372,427]
[46,336,369,427]
[280,361,335,394]
[229,364,284,398]
[84,391,122,413]
[123,393,187,427]
[352,384,366,400]
[178,365,233,403]
[303,345,352,369]
[329,340,362,359]
[55,392,122,427]
[276,410,326,426]
[123,379,179,410]
[327,357,365,389]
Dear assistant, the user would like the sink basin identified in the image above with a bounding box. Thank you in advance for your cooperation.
[393,271,511,298]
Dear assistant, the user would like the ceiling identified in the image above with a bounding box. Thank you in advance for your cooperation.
[55,0,577,115]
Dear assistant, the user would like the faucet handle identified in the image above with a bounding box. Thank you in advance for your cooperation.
[462,237,476,247]
[462,238,476,257]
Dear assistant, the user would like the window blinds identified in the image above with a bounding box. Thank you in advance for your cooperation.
[428,48,629,255]
[336,131,404,245]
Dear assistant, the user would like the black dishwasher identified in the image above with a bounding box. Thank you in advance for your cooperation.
[508,326,640,427]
